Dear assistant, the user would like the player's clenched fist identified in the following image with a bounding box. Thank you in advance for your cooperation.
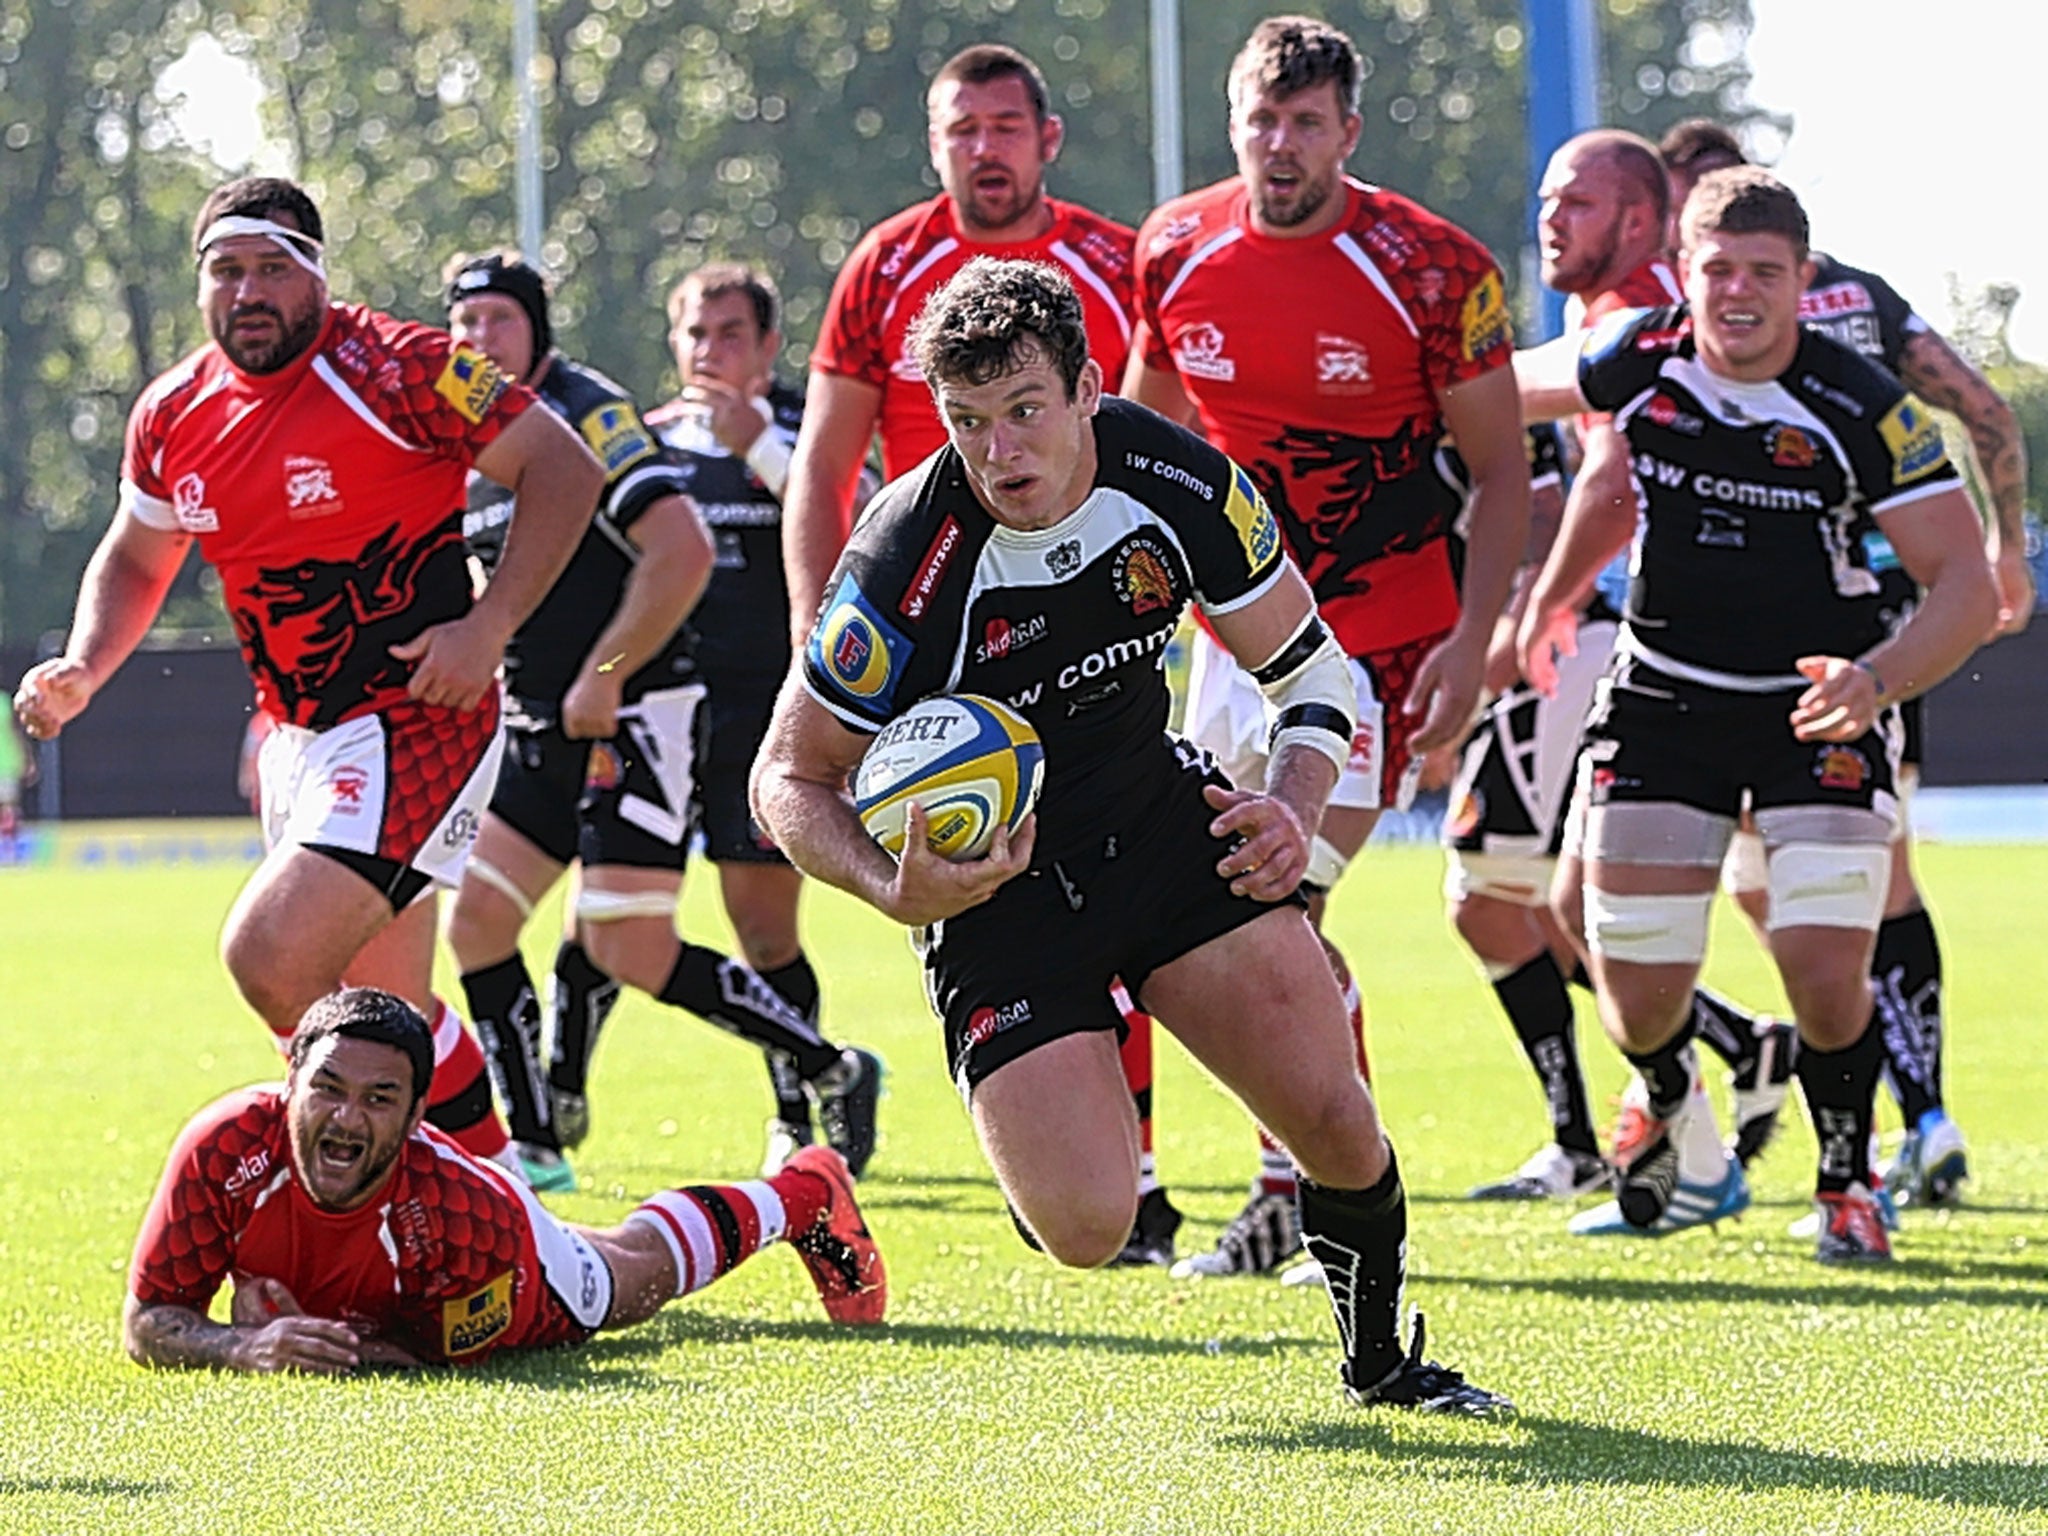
[13,657,96,741]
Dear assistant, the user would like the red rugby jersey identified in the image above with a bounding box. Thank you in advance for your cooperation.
[810,194,1136,481]
[1134,177,1513,653]
[129,1087,588,1365]
[120,304,532,728]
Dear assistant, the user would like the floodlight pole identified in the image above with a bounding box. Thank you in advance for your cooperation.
[513,0,544,262]
[1150,0,1184,205]
[1523,0,1600,339]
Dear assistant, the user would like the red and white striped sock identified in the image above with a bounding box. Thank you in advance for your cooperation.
[625,1166,830,1299]
[423,995,512,1161]
[1255,1132,1298,1197]
[1112,980,1161,1195]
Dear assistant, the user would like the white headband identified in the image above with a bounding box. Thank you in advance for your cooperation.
[196,215,327,279]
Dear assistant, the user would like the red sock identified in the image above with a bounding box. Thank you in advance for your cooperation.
[626,1172,822,1298]
[424,996,512,1160]
[1111,979,1156,1156]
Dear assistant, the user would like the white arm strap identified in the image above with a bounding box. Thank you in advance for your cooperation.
[1251,612,1356,776]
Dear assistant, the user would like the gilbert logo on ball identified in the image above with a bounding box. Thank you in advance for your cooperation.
[855,694,1044,862]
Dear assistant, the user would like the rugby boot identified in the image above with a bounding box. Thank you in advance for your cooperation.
[1467,1143,1610,1202]
[808,1047,882,1178]
[1814,1183,1894,1264]
[1168,1185,1301,1278]
[786,1145,888,1324]
[1111,1186,1184,1267]
[1344,1312,1515,1419]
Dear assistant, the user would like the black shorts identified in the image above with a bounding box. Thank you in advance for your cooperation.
[491,686,708,871]
[922,740,1304,1097]
[1446,688,1568,859]
[490,717,589,867]
[1579,657,1899,822]
[691,677,787,866]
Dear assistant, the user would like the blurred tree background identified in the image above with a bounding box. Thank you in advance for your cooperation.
[2,0,1772,647]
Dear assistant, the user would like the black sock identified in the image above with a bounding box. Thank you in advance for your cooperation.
[1872,908,1944,1124]
[1795,1008,1885,1193]
[1690,989,1756,1067]
[1492,955,1598,1156]
[1622,1018,1698,1120]
[462,956,554,1148]
[659,944,839,1080]
[758,956,823,1124]
[546,940,621,1097]
[1298,1147,1407,1391]
[760,953,821,1017]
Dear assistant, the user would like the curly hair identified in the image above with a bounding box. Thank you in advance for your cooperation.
[909,257,1089,398]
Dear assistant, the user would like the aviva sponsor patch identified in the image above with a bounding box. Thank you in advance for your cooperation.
[811,574,911,710]
[1224,465,1281,572]
[1459,270,1512,360]
[442,1270,514,1357]
[434,346,509,424]
[578,402,658,475]
[1876,395,1946,483]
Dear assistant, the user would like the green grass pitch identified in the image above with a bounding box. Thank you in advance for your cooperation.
[3,839,2045,1534]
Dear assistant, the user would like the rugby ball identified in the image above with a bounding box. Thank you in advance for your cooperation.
[854,694,1044,862]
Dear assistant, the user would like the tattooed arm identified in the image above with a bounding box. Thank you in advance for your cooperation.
[123,1290,364,1374]
[1899,329,2034,634]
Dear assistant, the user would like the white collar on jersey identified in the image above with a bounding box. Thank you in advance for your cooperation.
[195,215,327,279]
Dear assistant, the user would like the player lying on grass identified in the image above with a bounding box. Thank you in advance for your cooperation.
[123,988,884,1374]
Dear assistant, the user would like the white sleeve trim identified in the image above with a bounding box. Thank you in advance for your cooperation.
[119,480,179,530]
[1194,559,1286,620]
[799,673,885,734]
[1868,474,1961,519]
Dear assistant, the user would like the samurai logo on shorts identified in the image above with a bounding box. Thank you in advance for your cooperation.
[1112,535,1177,617]
[1815,745,1869,791]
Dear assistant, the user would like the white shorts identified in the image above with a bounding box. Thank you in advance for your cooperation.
[1183,626,1390,812]
[259,697,504,894]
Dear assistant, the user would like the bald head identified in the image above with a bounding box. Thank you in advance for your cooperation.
[1537,129,1671,296]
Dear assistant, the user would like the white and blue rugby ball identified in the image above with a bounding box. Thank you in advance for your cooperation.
[855,694,1044,862]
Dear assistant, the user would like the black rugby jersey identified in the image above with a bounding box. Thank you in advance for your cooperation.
[653,380,810,692]
[1800,254,1928,376]
[465,354,697,712]
[1579,306,1960,682]
[803,396,1286,855]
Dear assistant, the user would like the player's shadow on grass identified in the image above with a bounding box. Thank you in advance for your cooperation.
[0,1477,177,1499]
[1424,1263,2048,1309]
[581,1309,1330,1366]
[1216,1414,2048,1513]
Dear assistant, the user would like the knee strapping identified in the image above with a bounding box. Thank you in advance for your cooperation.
[1765,841,1889,930]
[1583,887,1713,965]
[575,889,680,924]
[464,858,535,920]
